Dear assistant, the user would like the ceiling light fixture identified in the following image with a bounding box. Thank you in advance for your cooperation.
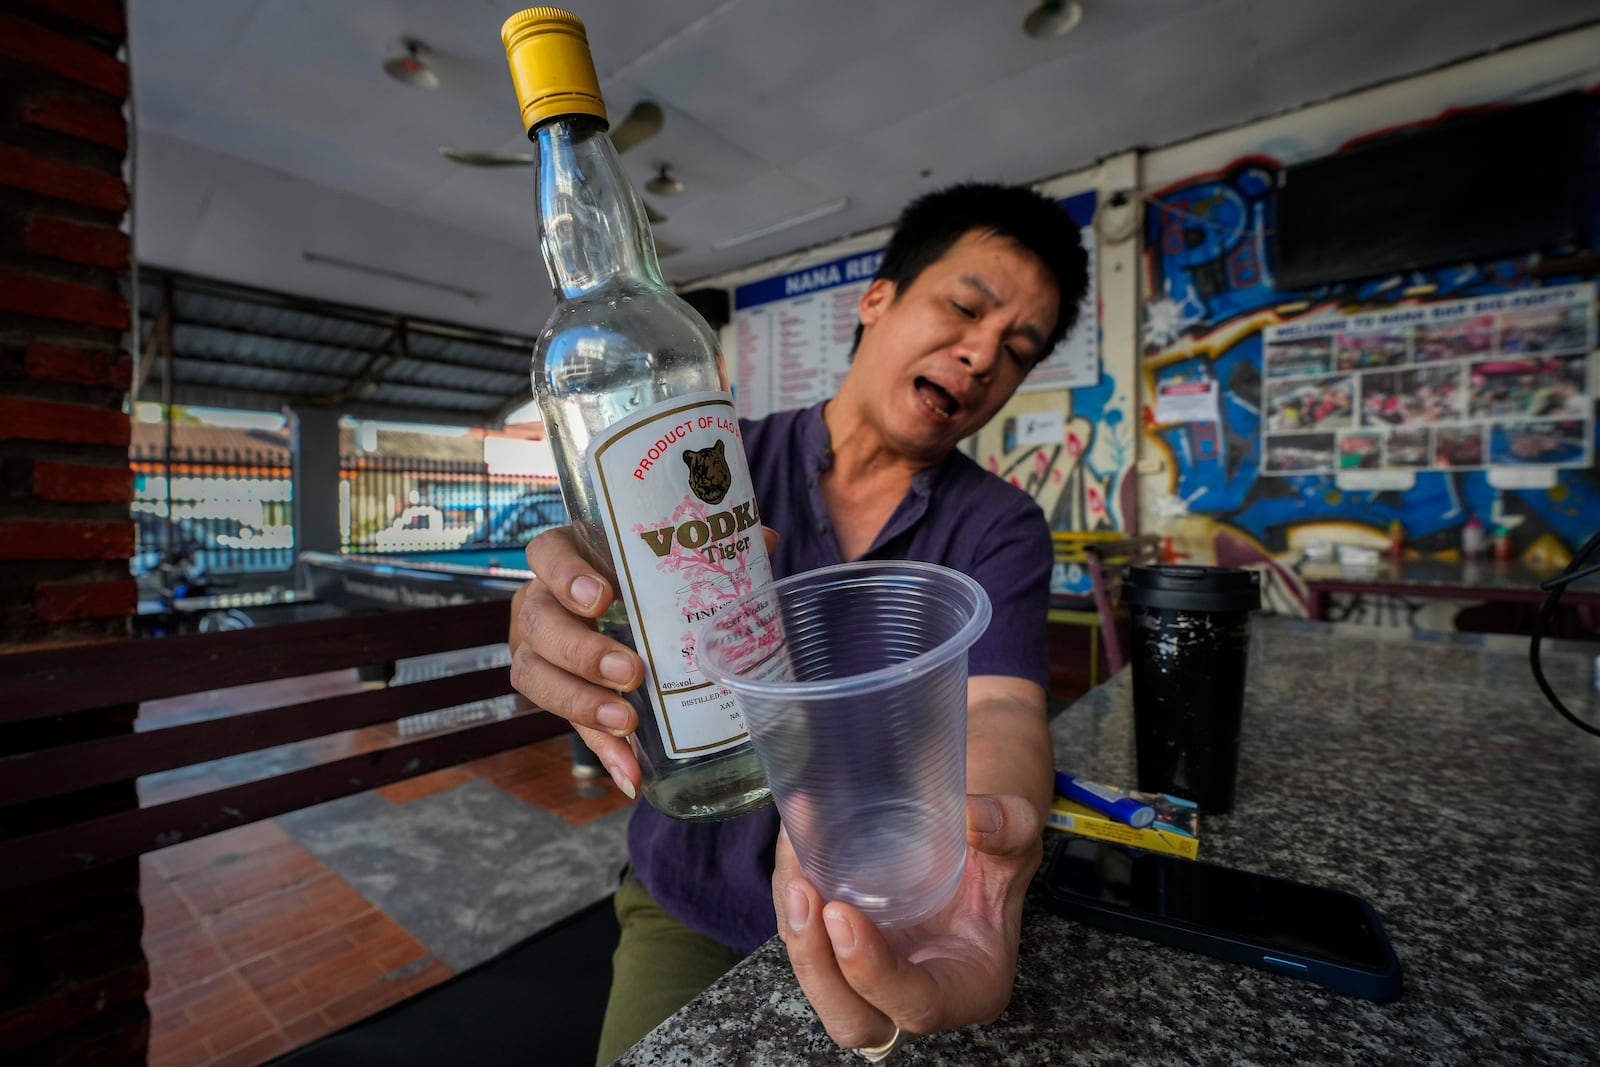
[712,198,850,252]
[645,164,685,197]
[384,38,439,89]
[1023,0,1083,40]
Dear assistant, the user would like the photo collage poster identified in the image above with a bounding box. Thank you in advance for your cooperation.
[1258,283,1595,476]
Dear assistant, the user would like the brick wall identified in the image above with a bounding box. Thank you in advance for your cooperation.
[0,1,149,1064]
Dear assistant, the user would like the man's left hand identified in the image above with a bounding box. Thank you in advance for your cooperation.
[772,792,1043,1050]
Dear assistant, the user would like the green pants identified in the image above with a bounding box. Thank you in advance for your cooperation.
[594,876,746,1066]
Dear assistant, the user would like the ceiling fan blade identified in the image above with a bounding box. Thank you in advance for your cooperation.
[439,146,535,166]
[441,142,669,223]
[442,100,660,167]
[610,100,664,154]
[655,238,681,258]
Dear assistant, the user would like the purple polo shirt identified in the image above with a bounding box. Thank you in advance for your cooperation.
[627,401,1053,953]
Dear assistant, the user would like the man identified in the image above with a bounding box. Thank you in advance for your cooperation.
[509,182,1089,1063]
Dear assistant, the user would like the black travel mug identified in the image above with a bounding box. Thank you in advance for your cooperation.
[1123,565,1261,813]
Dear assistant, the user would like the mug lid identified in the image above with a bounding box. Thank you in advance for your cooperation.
[1123,564,1261,613]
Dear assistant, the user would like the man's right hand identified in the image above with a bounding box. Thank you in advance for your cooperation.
[509,525,646,799]
[508,524,780,799]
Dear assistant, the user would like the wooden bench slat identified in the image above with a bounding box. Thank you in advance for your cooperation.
[0,599,513,723]
[0,667,520,808]
[0,710,570,892]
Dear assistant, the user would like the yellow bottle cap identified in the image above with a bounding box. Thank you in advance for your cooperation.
[502,7,607,132]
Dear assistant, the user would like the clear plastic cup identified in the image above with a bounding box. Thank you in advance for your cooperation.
[696,560,991,927]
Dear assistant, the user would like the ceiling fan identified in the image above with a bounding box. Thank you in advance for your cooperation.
[440,100,676,228]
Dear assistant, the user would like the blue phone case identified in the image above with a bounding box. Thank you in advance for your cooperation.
[1044,837,1403,1003]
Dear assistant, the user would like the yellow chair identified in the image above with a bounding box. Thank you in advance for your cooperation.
[1084,534,1163,676]
[1047,531,1125,687]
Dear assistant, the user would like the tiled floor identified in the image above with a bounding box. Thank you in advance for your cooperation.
[138,669,633,1067]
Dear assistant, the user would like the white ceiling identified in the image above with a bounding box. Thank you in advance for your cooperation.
[129,0,1598,339]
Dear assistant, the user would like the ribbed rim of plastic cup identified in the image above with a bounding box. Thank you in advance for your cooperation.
[697,560,992,701]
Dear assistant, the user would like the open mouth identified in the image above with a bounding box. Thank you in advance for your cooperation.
[914,377,960,420]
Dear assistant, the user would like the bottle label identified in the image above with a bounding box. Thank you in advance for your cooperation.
[587,391,774,758]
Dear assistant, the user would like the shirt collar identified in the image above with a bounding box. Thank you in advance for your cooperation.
[800,400,834,477]
[801,400,956,554]
[802,399,958,492]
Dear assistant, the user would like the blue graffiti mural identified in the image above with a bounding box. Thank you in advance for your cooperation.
[1142,128,1600,558]
[1068,369,1132,492]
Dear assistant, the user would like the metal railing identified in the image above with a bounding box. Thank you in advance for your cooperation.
[131,444,564,571]
[340,452,561,555]
[130,444,295,575]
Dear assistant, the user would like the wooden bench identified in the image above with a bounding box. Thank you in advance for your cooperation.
[0,600,575,890]
[0,600,618,1064]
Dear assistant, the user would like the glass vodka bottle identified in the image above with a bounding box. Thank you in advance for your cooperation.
[502,8,773,820]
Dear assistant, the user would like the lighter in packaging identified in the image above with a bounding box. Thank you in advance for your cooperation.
[1055,772,1156,829]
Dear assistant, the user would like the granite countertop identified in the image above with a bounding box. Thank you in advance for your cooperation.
[1298,555,1600,594]
[619,618,1600,1066]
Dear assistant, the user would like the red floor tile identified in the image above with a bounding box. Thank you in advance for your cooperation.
[140,699,616,1067]
[141,857,196,933]
[205,1030,291,1067]
[146,969,276,1066]
[315,956,454,1033]
[205,870,375,966]
[279,1010,339,1049]
[169,838,327,922]
[376,765,474,803]
[233,916,371,993]
[461,738,565,780]
[145,1031,214,1067]
[249,915,448,1030]
[149,821,298,881]
[493,766,635,826]
[197,1011,281,1062]
[144,915,231,1000]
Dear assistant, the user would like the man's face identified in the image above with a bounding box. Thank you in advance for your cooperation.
[851,231,1060,462]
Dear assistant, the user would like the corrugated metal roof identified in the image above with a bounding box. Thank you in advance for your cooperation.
[175,292,393,350]
[367,381,514,411]
[173,324,370,376]
[382,358,524,394]
[174,359,350,397]
[131,268,540,427]
[407,332,529,373]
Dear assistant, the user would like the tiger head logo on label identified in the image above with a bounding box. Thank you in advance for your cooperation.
[682,440,732,505]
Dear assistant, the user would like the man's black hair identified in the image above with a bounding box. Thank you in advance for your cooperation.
[852,182,1090,362]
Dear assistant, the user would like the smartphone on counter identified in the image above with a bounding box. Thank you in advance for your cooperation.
[1044,836,1403,1002]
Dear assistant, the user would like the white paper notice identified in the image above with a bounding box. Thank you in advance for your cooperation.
[1488,466,1559,490]
[1154,380,1220,424]
[1335,469,1417,492]
[1019,192,1099,393]
[1014,410,1064,447]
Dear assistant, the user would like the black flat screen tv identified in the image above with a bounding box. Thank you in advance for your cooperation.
[1273,92,1587,291]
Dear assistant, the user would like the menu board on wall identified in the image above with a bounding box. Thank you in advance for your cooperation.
[732,192,1098,421]
[1258,283,1595,475]
[733,249,881,420]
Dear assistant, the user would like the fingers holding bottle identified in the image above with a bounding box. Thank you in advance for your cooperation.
[511,525,646,796]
